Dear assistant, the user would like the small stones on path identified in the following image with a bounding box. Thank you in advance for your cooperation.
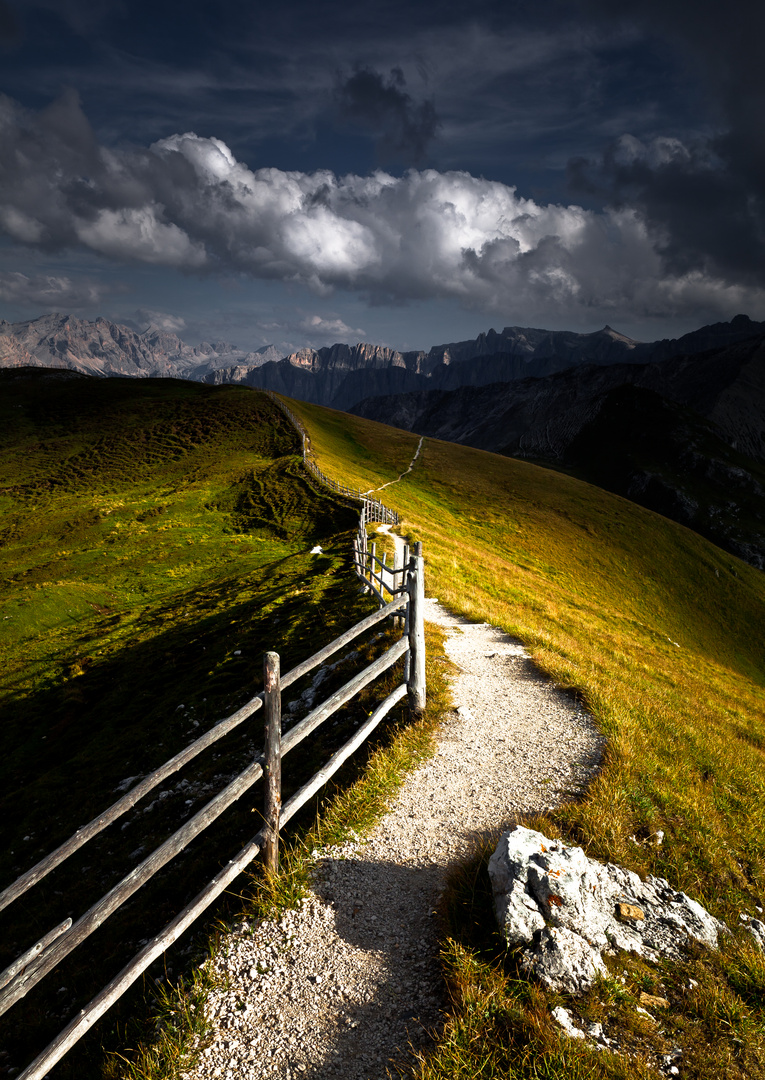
[182,600,603,1079]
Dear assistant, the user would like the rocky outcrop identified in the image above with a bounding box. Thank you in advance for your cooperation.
[236,325,651,409]
[739,913,765,952]
[488,827,726,994]
[225,344,429,406]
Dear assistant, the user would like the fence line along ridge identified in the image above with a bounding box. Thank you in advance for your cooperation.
[264,391,399,526]
[1,394,425,1079]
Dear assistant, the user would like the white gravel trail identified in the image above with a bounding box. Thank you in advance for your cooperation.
[182,546,603,1080]
[362,437,424,495]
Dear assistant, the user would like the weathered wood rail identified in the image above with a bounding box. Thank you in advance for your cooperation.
[0,409,425,1080]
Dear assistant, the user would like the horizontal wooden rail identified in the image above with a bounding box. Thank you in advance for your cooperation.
[365,578,387,607]
[0,756,265,1015]
[13,668,415,1079]
[16,828,268,1080]
[281,636,409,757]
[0,692,264,914]
[279,594,406,692]
[0,600,405,919]
[369,550,395,570]
[368,565,394,592]
[15,645,414,1076]
[0,920,72,992]
[2,602,409,1014]
[365,583,384,609]
[280,682,408,829]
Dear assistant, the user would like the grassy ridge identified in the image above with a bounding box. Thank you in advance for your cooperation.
[0,375,364,842]
[4,375,765,1078]
[0,373,378,1075]
[287,397,765,1077]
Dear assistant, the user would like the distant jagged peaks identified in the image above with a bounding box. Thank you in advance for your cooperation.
[0,312,282,379]
[276,323,645,385]
[1,310,764,400]
[600,325,639,346]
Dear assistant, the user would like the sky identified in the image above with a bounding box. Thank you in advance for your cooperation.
[0,0,763,353]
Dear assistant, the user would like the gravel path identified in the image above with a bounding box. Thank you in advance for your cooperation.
[182,553,603,1080]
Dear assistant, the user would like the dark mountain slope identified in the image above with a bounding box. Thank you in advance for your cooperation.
[566,385,765,569]
[351,334,765,567]
[352,334,765,462]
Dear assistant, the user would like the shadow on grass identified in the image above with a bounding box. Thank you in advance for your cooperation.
[0,534,410,1078]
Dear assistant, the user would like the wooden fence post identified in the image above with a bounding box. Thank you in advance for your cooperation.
[402,542,411,677]
[407,541,426,715]
[263,652,281,875]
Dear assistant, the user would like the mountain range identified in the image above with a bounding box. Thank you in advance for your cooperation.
[0,313,281,380]
[351,330,765,569]
[3,312,764,407]
[204,315,765,410]
[2,309,764,568]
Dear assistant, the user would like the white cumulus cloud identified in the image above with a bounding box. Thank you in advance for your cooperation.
[2,93,764,325]
[298,314,366,339]
[132,309,188,333]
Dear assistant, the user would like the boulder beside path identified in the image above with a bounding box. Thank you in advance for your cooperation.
[488,826,727,994]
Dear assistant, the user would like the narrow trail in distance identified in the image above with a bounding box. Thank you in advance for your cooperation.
[362,437,424,496]
[182,524,603,1080]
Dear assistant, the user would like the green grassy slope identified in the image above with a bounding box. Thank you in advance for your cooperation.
[4,375,765,1079]
[0,373,378,1075]
[0,374,366,835]
[288,397,765,1078]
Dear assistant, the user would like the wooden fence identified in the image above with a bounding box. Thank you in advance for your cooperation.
[265,391,400,526]
[0,421,424,1079]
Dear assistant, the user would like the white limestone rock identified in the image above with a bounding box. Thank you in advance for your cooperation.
[523,926,607,994]
[487,827,546,946]
[488,826,726,994]
[740,914,765,952]
[551,1005,585,1039]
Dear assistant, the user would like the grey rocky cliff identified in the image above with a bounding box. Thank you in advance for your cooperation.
[234,315,765,410]
[488,826,726,994]
[0,313,279,380]
[225,324,650,409]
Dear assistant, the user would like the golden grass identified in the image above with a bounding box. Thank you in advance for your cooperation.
[285,395,765,1078]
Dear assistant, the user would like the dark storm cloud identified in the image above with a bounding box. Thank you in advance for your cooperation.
[569,134,765,284]
[334,67,440,165]
[570,0,765,284]
[0,269,112,307]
